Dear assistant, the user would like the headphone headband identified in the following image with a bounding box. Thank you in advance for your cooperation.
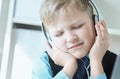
[89,0,103,21]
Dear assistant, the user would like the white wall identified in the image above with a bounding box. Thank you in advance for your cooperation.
[109,35,120,55]
[11,28,46,79]
[93,0,120,28]
[0,0,2,14]
[0,0,3,52]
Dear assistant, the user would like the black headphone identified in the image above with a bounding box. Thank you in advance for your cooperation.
[41,0,102,48]
[41,23,52,48]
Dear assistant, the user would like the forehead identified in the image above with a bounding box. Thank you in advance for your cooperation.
[48,8,91,30]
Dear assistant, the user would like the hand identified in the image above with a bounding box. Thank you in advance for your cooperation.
[89,20,109,77]
[89,20,109,62]
[46,42,78,78]
[46,41,77,67]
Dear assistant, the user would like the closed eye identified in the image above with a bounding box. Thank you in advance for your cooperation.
[54,32,63,37]
[72,23,85,29]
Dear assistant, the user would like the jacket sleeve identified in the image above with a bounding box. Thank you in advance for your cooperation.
[89,73,107,79]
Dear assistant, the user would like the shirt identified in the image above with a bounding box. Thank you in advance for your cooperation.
[32,52,107,79]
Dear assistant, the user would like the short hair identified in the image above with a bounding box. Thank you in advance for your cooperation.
[40,0,93,28]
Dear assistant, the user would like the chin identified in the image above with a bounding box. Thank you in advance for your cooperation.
[71,51,88,59]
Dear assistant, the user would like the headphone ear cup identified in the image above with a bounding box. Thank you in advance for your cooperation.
[46,32,53,48]
[42,23,53,48]
[93,15,97,36]
[93,15,96,25]
[93,14,99,24]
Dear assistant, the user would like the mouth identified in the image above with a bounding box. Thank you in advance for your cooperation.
[68,42,84,50]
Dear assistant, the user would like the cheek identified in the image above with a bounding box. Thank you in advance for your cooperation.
[78,26,95,44]
[52,38,67,50]
[85,27,95,46]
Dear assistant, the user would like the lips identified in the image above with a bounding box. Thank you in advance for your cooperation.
[68,42,84,50]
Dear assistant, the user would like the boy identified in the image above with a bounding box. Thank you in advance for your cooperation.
[32,0,116,79]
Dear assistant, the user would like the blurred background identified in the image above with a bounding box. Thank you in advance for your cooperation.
[0,0,120,79]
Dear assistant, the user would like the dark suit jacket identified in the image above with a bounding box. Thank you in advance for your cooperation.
[48,50,117,79]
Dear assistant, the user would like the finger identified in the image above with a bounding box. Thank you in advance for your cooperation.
[101,20,108,31]
[99,21,109,47]
[98,22,105,39]
[101,20,106,27]
[100,20,108,35]
[98,22,109,40]
[101,20,109,36]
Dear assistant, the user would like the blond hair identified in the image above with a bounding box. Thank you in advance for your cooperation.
[40,0,93,27]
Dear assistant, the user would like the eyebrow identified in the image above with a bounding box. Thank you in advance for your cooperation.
[70,20,84,27]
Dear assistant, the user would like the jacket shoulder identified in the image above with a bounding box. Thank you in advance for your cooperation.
[102,50,117,79]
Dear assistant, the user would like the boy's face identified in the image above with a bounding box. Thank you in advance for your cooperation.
[48,8,96,59]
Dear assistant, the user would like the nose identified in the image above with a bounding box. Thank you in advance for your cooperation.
[65,31,78,44]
